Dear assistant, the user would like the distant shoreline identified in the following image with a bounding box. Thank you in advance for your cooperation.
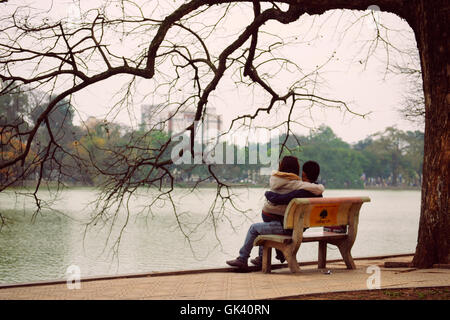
[4,181,421,191]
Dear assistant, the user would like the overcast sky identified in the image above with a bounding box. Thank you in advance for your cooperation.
[2,1,424,144]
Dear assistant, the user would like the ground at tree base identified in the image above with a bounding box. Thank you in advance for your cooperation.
[283,286,450,300]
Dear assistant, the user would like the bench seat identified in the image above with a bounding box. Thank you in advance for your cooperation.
[303,231,348,242]
[255,231,348,245]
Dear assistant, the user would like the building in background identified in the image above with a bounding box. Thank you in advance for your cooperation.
[140,104,166,131]
[85,116,101,129]
[141,104,222,137]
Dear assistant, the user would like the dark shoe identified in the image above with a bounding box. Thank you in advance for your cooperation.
[226,257,248,269]
[275,249,285,263]
[276,253,286,264]
[250,256,262,267]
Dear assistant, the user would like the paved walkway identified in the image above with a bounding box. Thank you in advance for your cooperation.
[0,255,449,300]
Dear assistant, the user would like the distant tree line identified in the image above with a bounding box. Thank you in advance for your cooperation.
[281,125,423,189]
[1,92,423,190]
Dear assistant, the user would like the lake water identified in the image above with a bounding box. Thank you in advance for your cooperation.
[0,188,420,284]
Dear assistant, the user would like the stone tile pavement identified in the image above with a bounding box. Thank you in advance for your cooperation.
[0,255,449,300]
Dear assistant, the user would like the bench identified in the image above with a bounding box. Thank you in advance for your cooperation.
[254,196,370,273]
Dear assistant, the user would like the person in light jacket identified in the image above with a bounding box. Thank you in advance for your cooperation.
[261,156,324,224]
[226,157,323,269]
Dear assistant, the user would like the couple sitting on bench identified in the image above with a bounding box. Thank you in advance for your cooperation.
[226,156,325,270]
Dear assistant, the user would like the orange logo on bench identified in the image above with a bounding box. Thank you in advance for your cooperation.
[309,205,339,226]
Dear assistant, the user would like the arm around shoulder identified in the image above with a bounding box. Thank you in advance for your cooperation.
[300,181,325,195]
[265,190,306,205]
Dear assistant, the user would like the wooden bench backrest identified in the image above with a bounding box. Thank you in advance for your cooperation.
[283,197,371,252]
[284,197,370,229]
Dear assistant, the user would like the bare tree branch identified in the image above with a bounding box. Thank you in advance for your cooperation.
[0,0,405,255]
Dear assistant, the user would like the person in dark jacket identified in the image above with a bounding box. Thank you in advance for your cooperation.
[265,160,322,205]
[262,161,323,265]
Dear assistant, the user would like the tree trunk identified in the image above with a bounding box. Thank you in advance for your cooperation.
[295,0,449,267]
[406,0,450,267]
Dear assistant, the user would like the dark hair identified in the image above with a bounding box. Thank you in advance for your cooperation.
[278,156,300,176]
[303,161,320,182]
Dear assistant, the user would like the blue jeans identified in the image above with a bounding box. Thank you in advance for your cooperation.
[238,221,292,261]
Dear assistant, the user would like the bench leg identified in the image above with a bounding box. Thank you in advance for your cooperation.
[337,243,356,269]
[318,241,327,269]
[285,249,300,273]
[262,246,272,273]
